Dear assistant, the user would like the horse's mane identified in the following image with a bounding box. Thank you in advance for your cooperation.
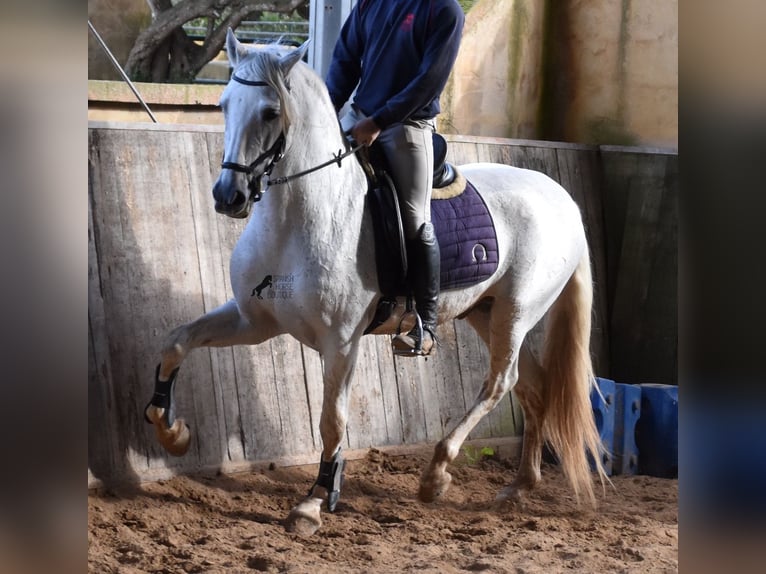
[234,43,345,154]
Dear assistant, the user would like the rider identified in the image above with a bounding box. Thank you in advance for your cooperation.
[325,0,465,356]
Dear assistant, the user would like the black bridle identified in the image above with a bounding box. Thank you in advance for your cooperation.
[219,75,286,202]
[219,73,362,204]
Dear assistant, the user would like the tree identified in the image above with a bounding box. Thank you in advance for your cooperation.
[125,0,309,83]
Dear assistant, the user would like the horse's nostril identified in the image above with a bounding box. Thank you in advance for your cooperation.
[231,191,247,206]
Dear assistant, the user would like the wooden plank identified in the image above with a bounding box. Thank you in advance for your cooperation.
[555,147,610,375]
[346,336,389,449]
[410,355,444,442]
[447,133,597,151]
[372,334,405,445]
[88,120,225,134]
[192,130,246,465]
[174,130,233,470]
[392,349,430,445]
[203,130,283,466]
[271,335,318,457]
[453,317,493,439]
[89,127,168,478]
[606,152,678,384]
[427,321,468,438]
[88,161,125,483]
[231,339,285,461]
[506,143,561,180]
[300,345,325,451]
[599,151,638,314]
[446,139,480,165]
[132,130,223,474]
[91,127,243,479]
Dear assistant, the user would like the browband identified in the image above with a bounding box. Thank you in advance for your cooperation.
[231,74,269,87]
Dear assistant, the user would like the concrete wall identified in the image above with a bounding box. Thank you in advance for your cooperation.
[442,0,677,147]
[440,0,546,139]
[88,80,225,125]
[562,0,678,146]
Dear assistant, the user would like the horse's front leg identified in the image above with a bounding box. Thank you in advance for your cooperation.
[145,299,275,456]
[285,341,359,537]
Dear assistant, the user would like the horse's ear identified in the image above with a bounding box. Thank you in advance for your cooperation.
[226,28,249,67]
[279,40,310,76]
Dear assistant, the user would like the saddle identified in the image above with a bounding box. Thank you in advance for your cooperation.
[362,133,499,334]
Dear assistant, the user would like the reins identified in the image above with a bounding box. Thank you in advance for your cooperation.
[220,73,364,196]
[266,142,364,186]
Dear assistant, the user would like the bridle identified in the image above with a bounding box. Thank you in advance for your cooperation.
[219,73,363,204]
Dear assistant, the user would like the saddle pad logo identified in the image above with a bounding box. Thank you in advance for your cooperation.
[400,13,414,32]
[472,243,488,263]
[251,274,294,300]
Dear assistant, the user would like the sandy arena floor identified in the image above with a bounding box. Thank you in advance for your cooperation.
[88,449,678,573]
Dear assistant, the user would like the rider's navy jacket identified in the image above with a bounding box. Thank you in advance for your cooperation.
[325,0,464,130]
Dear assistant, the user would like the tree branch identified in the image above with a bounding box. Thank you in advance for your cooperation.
[126,0,307,80]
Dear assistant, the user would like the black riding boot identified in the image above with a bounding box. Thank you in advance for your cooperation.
[392,222,440,356]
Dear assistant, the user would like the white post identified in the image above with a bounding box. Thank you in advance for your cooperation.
[308,0,356,79]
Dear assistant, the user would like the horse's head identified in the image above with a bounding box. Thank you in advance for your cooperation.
[213,29,308,219]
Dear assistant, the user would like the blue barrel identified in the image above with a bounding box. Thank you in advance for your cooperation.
[613,383,641,475]
[592,378,616,475]
[636,383,678,478]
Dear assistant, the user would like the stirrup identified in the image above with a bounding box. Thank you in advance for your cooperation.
[392,313,435,357]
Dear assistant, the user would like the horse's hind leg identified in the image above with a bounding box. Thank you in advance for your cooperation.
[285,340,360,537]
[419,303,527,502]
[454,307,546,503]
[146,299,275,456]
[495,343,546,504]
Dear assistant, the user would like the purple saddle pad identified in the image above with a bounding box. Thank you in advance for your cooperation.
[432,180,499,290]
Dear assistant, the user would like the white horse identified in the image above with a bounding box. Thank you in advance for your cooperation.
[144,31,607,536]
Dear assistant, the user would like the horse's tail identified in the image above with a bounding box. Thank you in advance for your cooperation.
[541,250,608,506]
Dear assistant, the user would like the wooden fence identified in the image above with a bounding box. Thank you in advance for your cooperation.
[88,123,676,488]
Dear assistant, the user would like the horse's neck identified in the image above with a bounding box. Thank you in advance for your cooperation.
[267,108,367,228]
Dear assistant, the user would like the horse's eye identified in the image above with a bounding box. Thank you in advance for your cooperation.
[262,108,280,122]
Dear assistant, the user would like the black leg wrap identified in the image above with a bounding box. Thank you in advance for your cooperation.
[310,448,346,512]
[144,364,180,425]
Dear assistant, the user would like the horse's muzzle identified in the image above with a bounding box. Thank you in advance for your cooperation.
[214,191,252,219]
[213,177,255,219]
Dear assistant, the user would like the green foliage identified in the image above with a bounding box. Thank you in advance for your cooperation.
[458,0,477,13]
[461,445,495,465]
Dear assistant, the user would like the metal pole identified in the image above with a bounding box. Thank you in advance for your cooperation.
[308,0,355,78]
[88,20,159,123]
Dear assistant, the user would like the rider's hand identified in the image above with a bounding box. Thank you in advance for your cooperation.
[351,117,381,147]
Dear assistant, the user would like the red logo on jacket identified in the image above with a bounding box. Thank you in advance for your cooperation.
[400,13,415,32]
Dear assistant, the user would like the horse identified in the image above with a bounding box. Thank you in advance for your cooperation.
[144,30,608,536]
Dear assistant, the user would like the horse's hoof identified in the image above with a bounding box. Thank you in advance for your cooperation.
[161,420,191,457]
[492,485,524,510]
[418,470,452,503]
[285,514,321,538]
[285,510,322,538]
[284,498,323,537]
[147,406,191,457]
